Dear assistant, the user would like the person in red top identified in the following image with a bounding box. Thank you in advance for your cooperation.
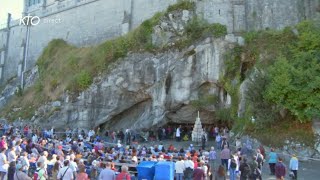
[23,126,29,137]
[0,136,7,150]
[76,165,90,180]
[116,165,131,180]
[193,159,198,169]
[193,161,205,180]
[168,144,174,152]
[192,154,198,162]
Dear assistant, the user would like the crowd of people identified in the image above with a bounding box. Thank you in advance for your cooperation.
[0,123,299,180]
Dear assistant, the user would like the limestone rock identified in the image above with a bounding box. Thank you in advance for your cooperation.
[25,66,39,88]
[33,38,233,130]
[52,101,61,107]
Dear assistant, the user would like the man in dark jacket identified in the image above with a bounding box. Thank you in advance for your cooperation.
[275,157,286,180]
[239,158,251,180]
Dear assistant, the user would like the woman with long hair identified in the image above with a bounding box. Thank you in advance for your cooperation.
[76,165,90,180]
[215,165,226,180]
[52,162,60,180]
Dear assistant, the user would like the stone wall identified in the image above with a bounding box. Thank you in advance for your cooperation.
[0,0,178,85]
[197,0,319,33]
[0,0,319,85]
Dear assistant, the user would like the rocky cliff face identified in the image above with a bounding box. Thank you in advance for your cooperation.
[35,37,236,130]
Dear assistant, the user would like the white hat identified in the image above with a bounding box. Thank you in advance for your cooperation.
[92,160,98,166]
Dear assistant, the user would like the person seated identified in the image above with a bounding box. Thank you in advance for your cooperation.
[119,156,126,163]
[188,144,194,152]
[168,144,174,152]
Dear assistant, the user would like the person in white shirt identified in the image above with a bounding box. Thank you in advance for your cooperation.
[176,125,181,142]
[50,127,55,138]
[8,147,17,163]
[0,148,9,179]
[289,154,299,179]
[228,154,239,180]
[21,152,30,173]
[57,160,74,180]
[88,129,95,139]
[175,156,185,180]
[14,141,22,156]
[32,134,38,144]
[200,160,208,179]
[31,144,40,156]
[69,155,78,178]
[78,134,83,141]
[37,151,48,169]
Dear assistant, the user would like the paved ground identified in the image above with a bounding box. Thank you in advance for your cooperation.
[138,139,320,180]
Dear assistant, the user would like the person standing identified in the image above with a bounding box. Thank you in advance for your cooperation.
[289,154,298,180]
[0,148,9,180]
[208,147,216,176]
[220,137,229,150]
[176,126,181,142]
[175,157,185,180]
[220,145,231,170]
[0,137,7,150]
[8,147,17,163]
[193,161,205,180]
[7,161,16,180]
[201,133,207,150]
[215,165,226,180]
[14,163,31,180]
[57,160,74,180]
[125,129,131,145]
[239,158,251,180]
[216,134,222,150]
[268,148,278,175]
[52,162,60,180]
[228,155,238,180]
[235,137,242,151]
[99,162,116,180]
[36,162,48,180]
[256,149,264,170]
[116,165,131,180]
[251,156,261,180]
[184,157,194,180]
[275,157,286,180]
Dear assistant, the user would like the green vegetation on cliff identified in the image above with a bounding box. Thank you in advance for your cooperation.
[0,0,226,121]
[223,20,320,147]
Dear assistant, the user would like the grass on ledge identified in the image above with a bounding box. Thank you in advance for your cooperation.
[0,0,227,121]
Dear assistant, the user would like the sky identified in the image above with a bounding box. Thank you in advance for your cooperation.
[0,0,24,26]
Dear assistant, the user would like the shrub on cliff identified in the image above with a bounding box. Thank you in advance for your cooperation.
[242,21,320,125]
